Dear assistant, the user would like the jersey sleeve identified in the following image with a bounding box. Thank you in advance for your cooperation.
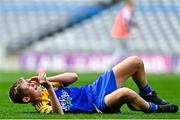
[35,102,53,114]
[51,82,64,88]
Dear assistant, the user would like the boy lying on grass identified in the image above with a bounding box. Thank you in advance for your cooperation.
[9,56,178,114]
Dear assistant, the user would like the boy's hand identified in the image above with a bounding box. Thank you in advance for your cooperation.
[38,72,46,84]
[38,72,52,89]
[29,76,39,84]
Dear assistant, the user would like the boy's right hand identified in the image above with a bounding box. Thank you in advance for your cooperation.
[29,76,39,84]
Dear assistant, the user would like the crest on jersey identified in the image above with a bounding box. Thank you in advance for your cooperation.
[58,90,72,111]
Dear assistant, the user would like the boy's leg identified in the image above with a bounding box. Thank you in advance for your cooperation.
[112,56,169,105]
[112,56,147,88]
[104,87,178,113]
[104,87,150,112]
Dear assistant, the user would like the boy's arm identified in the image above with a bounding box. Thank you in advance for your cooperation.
[39,73,64,114]
[42,82,64,114]
[46,73,78,85]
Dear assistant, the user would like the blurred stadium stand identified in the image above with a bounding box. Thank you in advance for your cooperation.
[0,0,180,55]
[0,0,116,53]
[132,0,180,55]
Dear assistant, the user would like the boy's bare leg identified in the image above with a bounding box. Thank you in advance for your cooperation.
[104,87,179,113]
[104,87,149,112]
[112,56,172,106]
[112,56,147,88]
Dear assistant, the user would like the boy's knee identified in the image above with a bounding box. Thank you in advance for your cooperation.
[119,87,137,99]
[129,56,144,68]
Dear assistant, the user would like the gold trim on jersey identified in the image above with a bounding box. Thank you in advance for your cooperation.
[33,82,64,113]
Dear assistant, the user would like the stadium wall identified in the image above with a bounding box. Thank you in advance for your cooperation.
[20,52,180,74]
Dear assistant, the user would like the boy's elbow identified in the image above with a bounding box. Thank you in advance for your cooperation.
[73,73,78,81]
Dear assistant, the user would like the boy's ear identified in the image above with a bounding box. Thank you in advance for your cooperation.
[22,97,30,103]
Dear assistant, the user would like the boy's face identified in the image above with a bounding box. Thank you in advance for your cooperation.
[20,79,43,102]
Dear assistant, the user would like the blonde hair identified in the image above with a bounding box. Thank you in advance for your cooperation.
[9,78,28,103]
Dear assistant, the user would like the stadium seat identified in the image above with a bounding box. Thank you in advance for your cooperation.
[0,0,180,55]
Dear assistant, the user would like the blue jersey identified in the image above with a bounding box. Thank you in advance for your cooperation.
[34,69,117,114]
[55,85,96,113]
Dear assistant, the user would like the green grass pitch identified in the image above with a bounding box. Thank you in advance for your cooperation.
[0,71,180,119]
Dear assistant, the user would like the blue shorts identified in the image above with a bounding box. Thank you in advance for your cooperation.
[91,69,120,113]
